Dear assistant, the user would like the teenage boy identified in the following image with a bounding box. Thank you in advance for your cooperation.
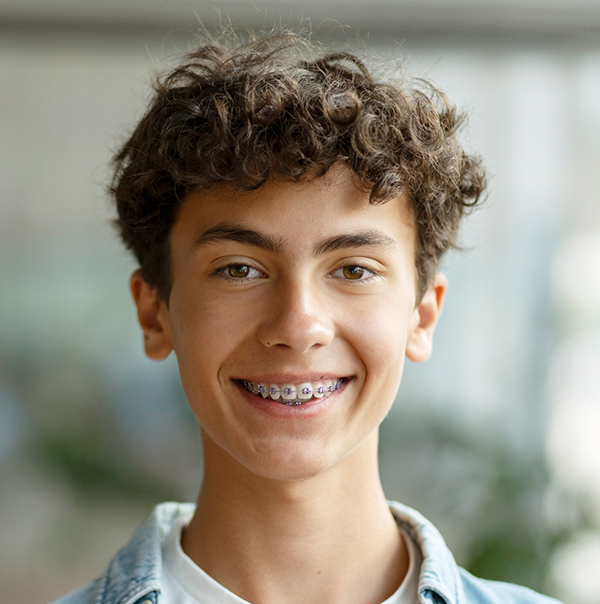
[53,31,561,604]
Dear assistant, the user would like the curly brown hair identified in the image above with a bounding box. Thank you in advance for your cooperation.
[112,30,486,302]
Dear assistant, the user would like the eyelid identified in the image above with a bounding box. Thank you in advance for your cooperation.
[329,263,381,282]
[211,262,267,282]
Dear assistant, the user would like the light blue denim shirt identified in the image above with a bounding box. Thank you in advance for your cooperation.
[52,501,562,604]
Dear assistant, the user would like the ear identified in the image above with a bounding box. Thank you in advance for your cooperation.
[405,272,448,363]
[130,270,173,361]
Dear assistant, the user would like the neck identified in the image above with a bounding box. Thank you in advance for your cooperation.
[182,429,408,604]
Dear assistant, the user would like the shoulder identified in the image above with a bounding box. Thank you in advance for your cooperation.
[387,501,563,604]
[459,568,563,604]
[47,502,195,604]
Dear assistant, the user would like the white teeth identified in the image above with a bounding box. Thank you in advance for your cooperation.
[297,383,313,400]
[281,384,297,401]
[257,383,268,398]
[313,383,325,398]
[242,378,343,404]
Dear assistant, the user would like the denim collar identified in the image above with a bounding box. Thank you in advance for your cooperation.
[389,501,462,604]
[98,501,460,604]
[99,502,195,604]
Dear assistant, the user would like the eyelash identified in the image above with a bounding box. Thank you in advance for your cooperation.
[212,263,379,284]
[212,263,266,283]
[329,264,379,283]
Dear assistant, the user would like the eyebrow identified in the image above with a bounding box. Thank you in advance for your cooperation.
[314,231,396,255]
[194,224,285,254]
[194,223,396,256]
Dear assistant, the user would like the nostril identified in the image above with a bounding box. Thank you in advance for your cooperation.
[256,297,335,352]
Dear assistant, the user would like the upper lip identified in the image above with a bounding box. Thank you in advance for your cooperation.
[233,374,350,383]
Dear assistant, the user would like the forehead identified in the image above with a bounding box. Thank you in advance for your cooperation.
[172,165,415,252]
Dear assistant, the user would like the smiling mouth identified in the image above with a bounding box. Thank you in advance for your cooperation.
[239,378,345,406]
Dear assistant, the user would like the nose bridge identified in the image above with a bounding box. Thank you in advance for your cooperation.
[257,271,334,352]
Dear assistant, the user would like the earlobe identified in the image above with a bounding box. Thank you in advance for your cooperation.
[130,270,174,360]
[405,273,447,363]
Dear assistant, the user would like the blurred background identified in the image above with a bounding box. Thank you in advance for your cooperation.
[1,1,600,602]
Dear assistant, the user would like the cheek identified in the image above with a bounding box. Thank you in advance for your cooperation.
[170,284,251,354]
[345,295,411,395]
[167,287,256,411]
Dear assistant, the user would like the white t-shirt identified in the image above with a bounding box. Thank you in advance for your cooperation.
[160,515,423,604]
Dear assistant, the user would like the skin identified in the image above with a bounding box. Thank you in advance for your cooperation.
[131,164,447,604]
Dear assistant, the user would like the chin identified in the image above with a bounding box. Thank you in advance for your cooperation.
[240,440,347,482]
[239,430,377,483]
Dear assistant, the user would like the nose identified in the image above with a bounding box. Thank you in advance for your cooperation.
[256,278,335,353]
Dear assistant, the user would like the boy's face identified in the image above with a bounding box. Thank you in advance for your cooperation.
[132,165,445,482]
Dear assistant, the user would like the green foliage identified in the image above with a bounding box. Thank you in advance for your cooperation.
[379,411,581,596]
[35,425,176,502]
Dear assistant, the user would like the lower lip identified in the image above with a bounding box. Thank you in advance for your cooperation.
[234,380,350,418]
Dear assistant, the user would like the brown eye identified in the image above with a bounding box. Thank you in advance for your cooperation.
[342,265,365,280]
[228,264,251,278]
